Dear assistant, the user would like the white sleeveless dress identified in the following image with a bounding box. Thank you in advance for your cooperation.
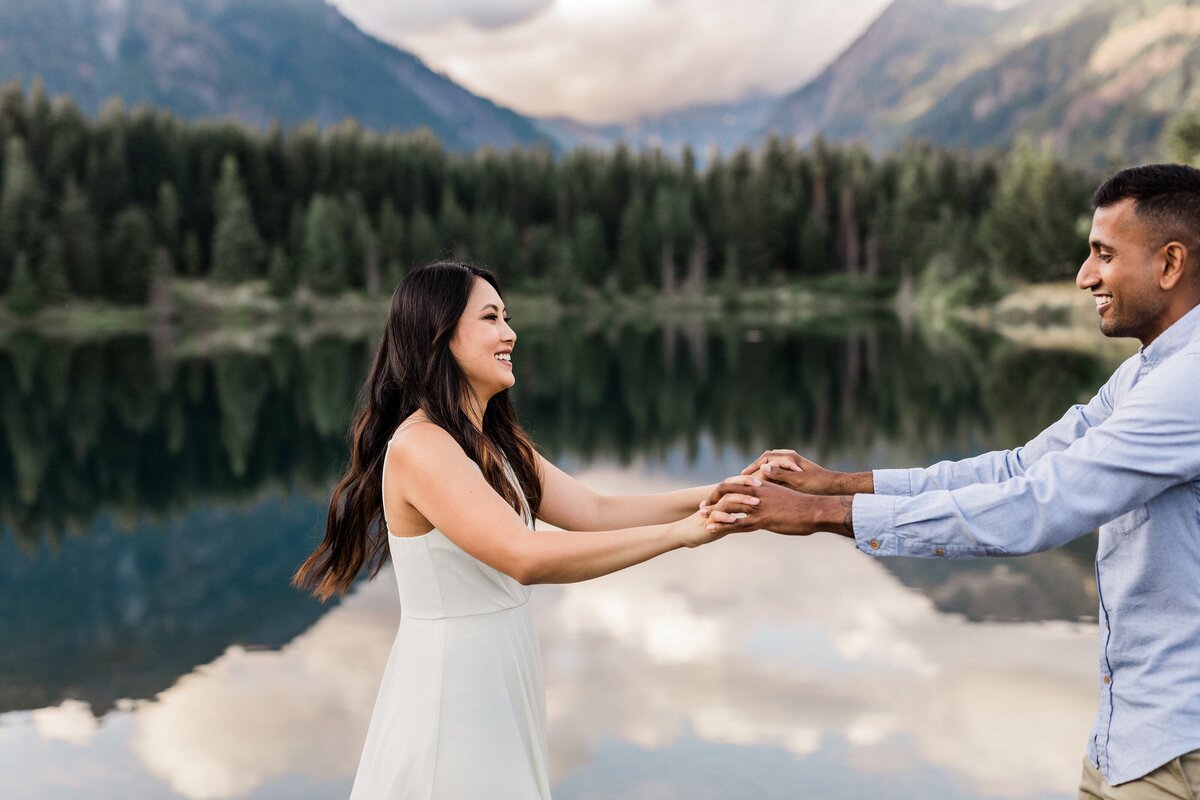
[348,485,551,798]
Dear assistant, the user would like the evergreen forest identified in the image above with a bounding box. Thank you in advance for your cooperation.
[0,82,1111,315]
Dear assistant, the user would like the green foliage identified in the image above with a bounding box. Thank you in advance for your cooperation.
[6,252,39,315]
[58,180,100,297]
[1164,110,1200,167]
[105,207,154,304]
[0,84,1110,311]
[37,234,71,305]
[301,194,347,295]
[1,136,42,278]
[571,214,607,286]
[0,320,1118,548]
[980,141,1092,283]
[210,155,264,283]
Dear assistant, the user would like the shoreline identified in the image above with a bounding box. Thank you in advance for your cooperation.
[961,281,1139,363]
[0,278,1140,364]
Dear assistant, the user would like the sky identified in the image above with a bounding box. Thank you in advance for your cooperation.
[328,0,894,125]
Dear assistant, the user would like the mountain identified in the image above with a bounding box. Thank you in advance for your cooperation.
[911,0,1200,162]
[765,0,1092,151]
[538,92,783,161]
[765,0,1200,164]
[0,0,549,152]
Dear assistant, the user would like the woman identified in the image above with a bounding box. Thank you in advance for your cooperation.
[293,261,747,799]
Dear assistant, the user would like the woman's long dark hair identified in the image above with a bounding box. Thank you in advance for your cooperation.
[293,261,543,600]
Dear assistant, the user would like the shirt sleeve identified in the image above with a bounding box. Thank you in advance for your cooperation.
[854,353,1200,558]
[870,358,1127,497]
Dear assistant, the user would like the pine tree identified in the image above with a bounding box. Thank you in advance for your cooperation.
[38,234,71,304]
[105,207,154,304]
[210,155,263,283]
[1,137,42,282]
[571,213,607,286]
[301,194,347,294]
[1164,110,1200,166]
[59,180,101,296]
[980,140,1089,282]
[156,181,182,259]
[407,210,440,267]
[379,199,405,265]
[616,194,651,290]
[6,252,39,316]
[438,186,468,259]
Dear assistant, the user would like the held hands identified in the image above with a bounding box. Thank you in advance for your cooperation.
[698,475,856,538]
[740,449,874,496]
[741,449,837,494]
[670,509,740,548]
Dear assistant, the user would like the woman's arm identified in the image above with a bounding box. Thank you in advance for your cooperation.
[536,455,713,531]
[387,426,732,585]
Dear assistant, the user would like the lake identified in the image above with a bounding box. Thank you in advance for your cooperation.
[0,313,1122,799]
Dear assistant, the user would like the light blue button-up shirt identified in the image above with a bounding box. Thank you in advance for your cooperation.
[853,303,1200,785]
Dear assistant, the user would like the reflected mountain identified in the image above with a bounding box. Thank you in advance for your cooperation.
[0,493,328,715]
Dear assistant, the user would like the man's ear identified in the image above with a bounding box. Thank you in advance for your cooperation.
[1159,241,1190,290]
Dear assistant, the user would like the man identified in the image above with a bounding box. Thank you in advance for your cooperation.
[701,163,1200,799]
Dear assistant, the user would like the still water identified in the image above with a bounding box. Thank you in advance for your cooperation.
[0,316,1124,799]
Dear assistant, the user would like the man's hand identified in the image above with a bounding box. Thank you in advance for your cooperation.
[740,449,873,496]
[699,477,855,537]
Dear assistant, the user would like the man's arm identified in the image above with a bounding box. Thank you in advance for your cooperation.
[707,354,1199,557]
[738,363,1124,500]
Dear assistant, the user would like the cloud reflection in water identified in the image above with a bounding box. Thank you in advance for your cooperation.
[31,468,1095,800]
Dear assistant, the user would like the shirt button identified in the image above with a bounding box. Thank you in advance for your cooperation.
[1103,675,1111,685]
[934,547,946,557]
[869,539,880,550]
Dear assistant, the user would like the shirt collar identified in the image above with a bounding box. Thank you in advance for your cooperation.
[1139,302,1200,367]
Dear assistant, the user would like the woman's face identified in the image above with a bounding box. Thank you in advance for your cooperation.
[449,277,516,403]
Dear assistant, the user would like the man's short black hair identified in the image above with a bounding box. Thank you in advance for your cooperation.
[1092,163,1200,251]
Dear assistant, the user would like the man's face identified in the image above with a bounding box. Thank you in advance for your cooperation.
[1077,198,1171,345]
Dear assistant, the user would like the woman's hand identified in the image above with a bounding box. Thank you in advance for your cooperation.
[671,507,745,548]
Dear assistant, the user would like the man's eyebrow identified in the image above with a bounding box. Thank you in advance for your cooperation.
[1090,239,1113,250]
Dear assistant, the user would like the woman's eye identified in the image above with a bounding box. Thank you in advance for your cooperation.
[484,314,497,320]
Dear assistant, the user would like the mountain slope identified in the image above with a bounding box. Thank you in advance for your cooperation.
[764,0,1091,151]
[0,0,549,152]
[912,0,1200,162]
[764,0,1200,164]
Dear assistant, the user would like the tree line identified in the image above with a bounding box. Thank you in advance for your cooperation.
[0,81,1104,313]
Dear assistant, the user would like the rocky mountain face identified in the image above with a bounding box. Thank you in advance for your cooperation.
[764,0,1200,164]
[0,0,549,152]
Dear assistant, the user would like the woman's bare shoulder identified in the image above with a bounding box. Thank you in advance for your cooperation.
[388,413,463,464]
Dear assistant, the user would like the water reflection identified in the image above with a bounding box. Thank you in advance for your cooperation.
[0,320,1116,545]
[0,470,1096,799]
[0,318,1121,798]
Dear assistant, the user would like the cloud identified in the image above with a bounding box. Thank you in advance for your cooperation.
[108,466,1097,799]
[30,700,99,747]
[331,0,894,123]
[333,0,552,34]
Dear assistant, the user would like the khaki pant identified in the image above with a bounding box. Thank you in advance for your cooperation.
[1080,751,1200,800]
